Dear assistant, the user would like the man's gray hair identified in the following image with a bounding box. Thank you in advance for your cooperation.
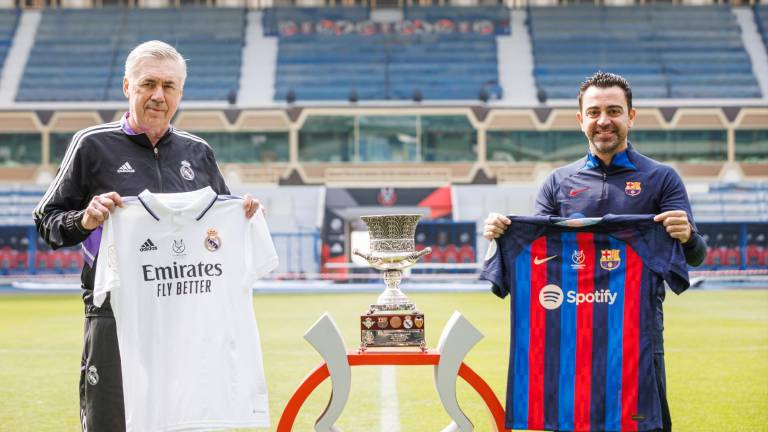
[124,40,187,84]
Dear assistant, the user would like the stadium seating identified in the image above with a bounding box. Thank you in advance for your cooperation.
[691,182,768,223]
[0,9,19,87]
[268,7,505,101]
[756,5,768,53]
[529,5,762,99]
[0,186,85,275]
[17,7,245,102]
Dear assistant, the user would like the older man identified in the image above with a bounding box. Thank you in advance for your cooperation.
[33,40,259,431]
[483,71,706,432]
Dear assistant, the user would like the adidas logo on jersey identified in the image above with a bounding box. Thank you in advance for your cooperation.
[117,162,135,173]
[139,239,158,252]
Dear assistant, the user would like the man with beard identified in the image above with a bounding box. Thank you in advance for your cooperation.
[482,71,706,432]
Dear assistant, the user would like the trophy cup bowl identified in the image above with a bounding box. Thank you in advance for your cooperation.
[353,214,431,350]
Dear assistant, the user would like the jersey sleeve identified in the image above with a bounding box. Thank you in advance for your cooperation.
[481,218,546,299]
[243,209,279,289]
[656,228,690,295]
[480,239,508,298]
[631,220,690,295]
[93,214,121,307]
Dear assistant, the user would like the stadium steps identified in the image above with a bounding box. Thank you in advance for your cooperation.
[238,10,277,105]
[736,7,768,98]
[0,9,27,106]
[496,8,536,104]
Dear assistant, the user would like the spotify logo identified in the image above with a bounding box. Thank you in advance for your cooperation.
[538,284,564,310]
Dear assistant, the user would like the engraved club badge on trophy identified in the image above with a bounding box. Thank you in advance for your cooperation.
[353,214,431,350]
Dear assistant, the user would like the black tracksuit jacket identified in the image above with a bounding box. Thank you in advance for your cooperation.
[33,120,230,316]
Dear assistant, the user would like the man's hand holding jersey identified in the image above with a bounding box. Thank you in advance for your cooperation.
[653,210,692,244]
[82,192,124,230]
[242,193,265,218]
[80,191,264,231]
[483,212,511,241]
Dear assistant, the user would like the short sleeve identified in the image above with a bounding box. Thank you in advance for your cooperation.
[243,209,279,289]
[640,221,690,295]
[480,239,509,298]
[662,238,690,295]
[93,215,120,307]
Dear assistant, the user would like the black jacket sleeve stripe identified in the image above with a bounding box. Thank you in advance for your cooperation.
[34,122,121,217]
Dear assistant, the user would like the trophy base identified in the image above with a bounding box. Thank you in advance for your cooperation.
[360,311,425,350]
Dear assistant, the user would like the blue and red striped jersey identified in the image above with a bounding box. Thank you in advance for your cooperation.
[481,214,689,432]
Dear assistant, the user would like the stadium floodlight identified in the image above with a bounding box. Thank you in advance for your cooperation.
[286,89,296,104]
[412,89,423,103]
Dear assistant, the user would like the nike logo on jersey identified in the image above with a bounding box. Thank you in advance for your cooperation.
[117,162,135,173]
[569,187,589,197]
[534,255,557,265]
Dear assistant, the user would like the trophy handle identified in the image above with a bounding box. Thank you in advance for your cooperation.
[352,248,373,262]
[407,246,432,262]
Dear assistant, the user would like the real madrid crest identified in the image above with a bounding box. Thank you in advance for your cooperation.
[204,228,222,252]
[180,160,195,181]
[87,365,99,386]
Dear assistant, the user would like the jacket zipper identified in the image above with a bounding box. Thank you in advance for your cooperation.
[153,146,163,191]
[601,171,607,200]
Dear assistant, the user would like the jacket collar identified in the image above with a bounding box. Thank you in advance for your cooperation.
[120,111,174,144]
[137,187,218,222]
[584,142,638,172]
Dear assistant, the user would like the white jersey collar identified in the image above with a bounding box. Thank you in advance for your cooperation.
[137,187,218,222]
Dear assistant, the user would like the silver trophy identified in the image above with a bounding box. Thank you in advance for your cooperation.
[353,214,431,350]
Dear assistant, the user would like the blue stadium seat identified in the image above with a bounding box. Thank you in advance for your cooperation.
[0,9,19,90]
[17,7,246,102]
[528,5,762,99]
[273,29,501,101]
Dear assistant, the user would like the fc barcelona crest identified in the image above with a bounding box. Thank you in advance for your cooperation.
[204,229,222,252]
[625,181,642,196]
[600,249,621,271]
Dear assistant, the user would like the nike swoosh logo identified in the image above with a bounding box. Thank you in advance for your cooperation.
[534,255,557,265]
[569,187,589,197]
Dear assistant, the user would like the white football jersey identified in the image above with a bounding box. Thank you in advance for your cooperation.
[94,187,278,431]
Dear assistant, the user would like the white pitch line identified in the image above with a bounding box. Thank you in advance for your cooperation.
[380,366,400,432]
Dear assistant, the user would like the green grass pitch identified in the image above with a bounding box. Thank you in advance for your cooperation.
[1,289,766,431]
